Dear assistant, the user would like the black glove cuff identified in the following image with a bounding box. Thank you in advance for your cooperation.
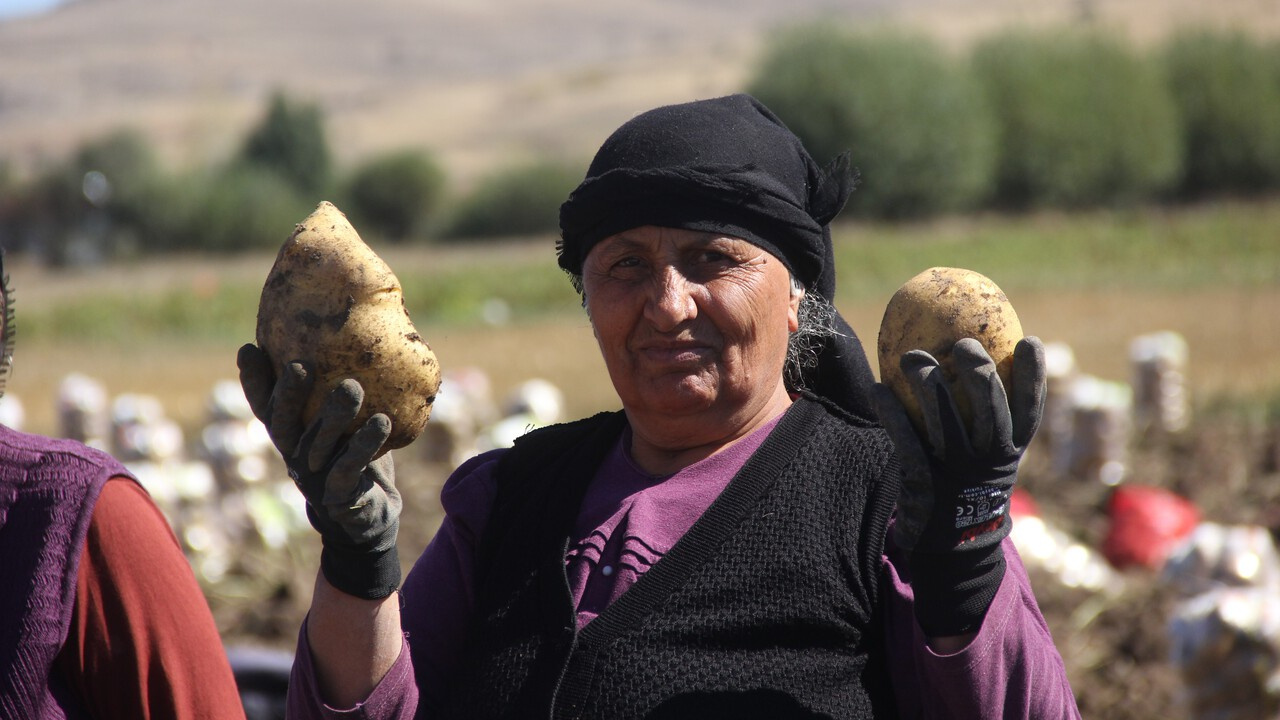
[320,541,402,600]
[909,539,1007,637]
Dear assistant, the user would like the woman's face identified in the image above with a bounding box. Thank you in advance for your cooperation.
[581,226,800,431]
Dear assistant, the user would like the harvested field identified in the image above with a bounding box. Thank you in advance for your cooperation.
[1,236,1276,718]
[3,0,1278,709]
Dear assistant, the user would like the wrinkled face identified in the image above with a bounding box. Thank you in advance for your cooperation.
[581,226,800,424]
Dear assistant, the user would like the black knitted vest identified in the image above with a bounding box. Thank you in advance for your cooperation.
[441,395,902,720]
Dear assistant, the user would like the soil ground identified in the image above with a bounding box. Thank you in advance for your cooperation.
[9,275,1276,718]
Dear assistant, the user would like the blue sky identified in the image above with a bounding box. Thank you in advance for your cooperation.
[0,0,65,20]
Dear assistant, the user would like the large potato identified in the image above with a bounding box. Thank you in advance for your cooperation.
[876,267,1023,433]
[255,201,441,453]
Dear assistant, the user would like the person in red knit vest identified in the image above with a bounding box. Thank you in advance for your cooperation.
[0,249,247,719]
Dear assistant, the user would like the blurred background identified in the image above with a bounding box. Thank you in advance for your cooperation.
[1,0,1279,717]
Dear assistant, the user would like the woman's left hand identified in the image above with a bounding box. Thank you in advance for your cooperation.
[873,336,1046,637]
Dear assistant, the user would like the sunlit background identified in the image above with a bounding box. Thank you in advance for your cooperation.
[1,2,1279,718]
[0,0,61,20]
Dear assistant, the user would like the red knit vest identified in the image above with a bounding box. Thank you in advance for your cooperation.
[0,425,127,719]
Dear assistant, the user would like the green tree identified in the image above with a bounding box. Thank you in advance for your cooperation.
[9,129,163,265]
[240,91,333,197]
[343,150,447,243]
[1163,30,1280,196]
[72,129,163,231]
[748,24,997,218]
[443,160,582,240]
[973,30,1182,208]
[171,164,312,253]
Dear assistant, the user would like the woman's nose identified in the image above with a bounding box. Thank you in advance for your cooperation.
[645,265,697,330]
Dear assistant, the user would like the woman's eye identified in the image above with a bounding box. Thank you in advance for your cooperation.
[606,256,646,277]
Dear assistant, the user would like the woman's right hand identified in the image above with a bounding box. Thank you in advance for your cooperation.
[237,343,403,600]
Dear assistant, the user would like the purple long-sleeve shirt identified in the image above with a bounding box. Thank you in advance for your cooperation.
[288,417,1081,719]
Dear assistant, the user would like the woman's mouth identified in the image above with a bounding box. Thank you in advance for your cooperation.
[638,341,713,366]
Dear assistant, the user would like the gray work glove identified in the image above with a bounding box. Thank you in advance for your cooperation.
[872,336,1045,637]
[238,343,403,600]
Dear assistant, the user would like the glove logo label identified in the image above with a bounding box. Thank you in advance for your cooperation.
[952,486,1009,533]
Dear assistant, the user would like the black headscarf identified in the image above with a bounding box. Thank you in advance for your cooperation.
[557,93,878,423]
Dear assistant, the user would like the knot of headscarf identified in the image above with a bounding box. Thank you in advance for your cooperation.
[556,93,878,423]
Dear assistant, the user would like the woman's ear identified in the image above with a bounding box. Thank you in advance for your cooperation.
[787,276,803,333]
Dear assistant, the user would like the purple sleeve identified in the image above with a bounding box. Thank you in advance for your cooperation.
[285,450,507,719]
[285,621,419,720]
[882,533,1082,720]
[401,450,505,710]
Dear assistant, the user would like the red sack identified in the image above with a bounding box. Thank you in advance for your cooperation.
[1102,484,1201,570]
[1009,487,1040,519]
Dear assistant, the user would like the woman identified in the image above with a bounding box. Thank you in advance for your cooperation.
[241,94,1080,718]
[0,250,247,719]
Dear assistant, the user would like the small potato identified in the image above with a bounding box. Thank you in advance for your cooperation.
[877,267,1023,433]
[255,201,441,454]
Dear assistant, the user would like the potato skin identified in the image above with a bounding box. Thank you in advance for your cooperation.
[876,267,1022,433]
[255,201,441,453]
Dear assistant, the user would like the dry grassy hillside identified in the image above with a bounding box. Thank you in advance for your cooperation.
[1,0,1276,186]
